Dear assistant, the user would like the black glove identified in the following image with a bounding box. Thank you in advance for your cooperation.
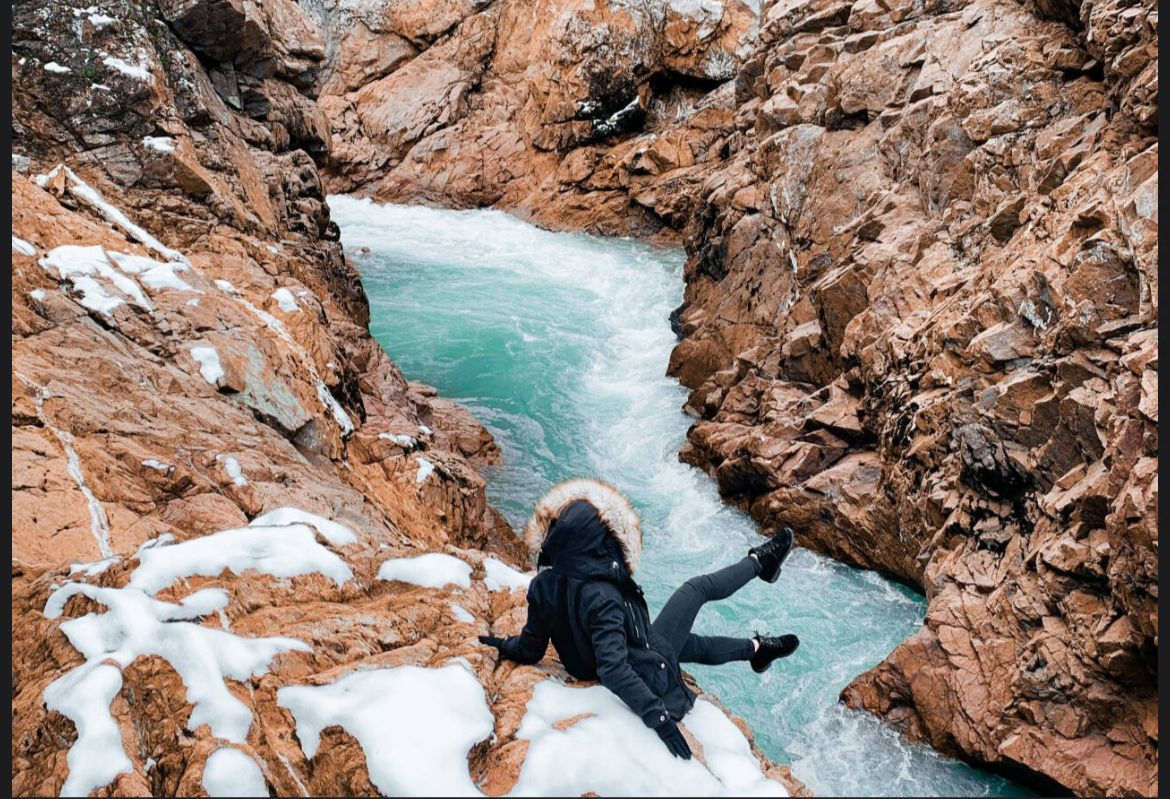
[478,635,505,649]
[655,719,692,760]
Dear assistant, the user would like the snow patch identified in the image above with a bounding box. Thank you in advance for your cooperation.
[511,682,787,796]
[30,289,47,301]
[248,507,357,547]
[450,603,475,623]
[108,251,192,291]
[12,235,36,255]
[43,581,307,797]
[482,556,533,592]
[142,458,170,472]
[102,54,150,81]
[202,747,269,797]
[89,13,116,28]
[36,166,186,263]
[415,456,435,483]
[45,61,72,73]
[39,244,152,314]
[271,287,299,312]
[418,423,433,436]
[127,518,355,596]
[142,135,175,153]
[377,552,471,589]
[378,432,418,448]
[218,455,247,486]
[190,345,224,385]
[277,664,493,797]
[70,556,120,577]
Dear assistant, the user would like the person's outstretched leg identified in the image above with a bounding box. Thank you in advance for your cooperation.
[678,633,755,665]
[651,556,759,655]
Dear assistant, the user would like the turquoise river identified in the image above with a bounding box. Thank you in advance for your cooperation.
[332,195,1027,797]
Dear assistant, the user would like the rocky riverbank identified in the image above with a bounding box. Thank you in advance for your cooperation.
[308,0,1157,794]
[10,0,803,795]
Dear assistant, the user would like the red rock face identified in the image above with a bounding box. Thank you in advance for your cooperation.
[311,0,1158,795]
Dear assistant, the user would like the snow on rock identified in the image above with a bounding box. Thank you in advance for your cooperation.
[278,664,493,797]
[29,289,47,301]
[141,458,170,472]
[202,747,269,797]
[416,456,435,483]
[218,455,247,486]
[482,556,533,592]
[43,582,307,796]
[450,603,475,623]
[43,662,131,797]
[39,244,152,314]
[44,61,71,73]
[69,556,120,577]
[378,432,418,448]
[107,251,191,291]
[142,135,175,153]
[102,54,151,81]
[511,682,787,796]
[249,506,358,547]
[40,506,364,795]
[127,518,355,595]
[377,552,471,589]
[12,235,36,256]
[190,345,224,385]
[35,166,186,263]
[271,287,299,312]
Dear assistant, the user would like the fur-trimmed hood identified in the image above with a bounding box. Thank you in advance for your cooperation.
[524,478,643,574]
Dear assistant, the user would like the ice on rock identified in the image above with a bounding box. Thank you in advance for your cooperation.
[278,664,493,797]
[202,747,269,797]
[511,682,787,796]
[482,556,533,592]
[190,345,224,385]
[377,552,471,589]
[271,287,299,312]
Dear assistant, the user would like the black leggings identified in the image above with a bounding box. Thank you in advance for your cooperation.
[650,556,758,665]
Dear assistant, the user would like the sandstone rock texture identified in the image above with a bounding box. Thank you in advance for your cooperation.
[10,1,801,796]
[317,0,1158,795]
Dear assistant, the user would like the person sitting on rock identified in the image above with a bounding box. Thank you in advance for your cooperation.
[478,478,798,760]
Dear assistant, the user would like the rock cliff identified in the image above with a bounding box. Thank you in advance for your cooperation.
[10,0,803,795]
[311,0,1158,794]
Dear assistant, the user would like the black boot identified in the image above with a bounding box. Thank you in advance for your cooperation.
[750,633,800,673]
[749,527,794,583]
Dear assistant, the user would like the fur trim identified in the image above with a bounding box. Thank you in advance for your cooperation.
[524,478,643,574]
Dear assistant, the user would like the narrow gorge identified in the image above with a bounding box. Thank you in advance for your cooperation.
[10,0,1157,797]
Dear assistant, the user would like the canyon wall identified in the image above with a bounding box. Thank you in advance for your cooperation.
[317,0,1158,794]
[10,0,801,795]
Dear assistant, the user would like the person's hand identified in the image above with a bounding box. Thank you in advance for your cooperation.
[477,635,504,650]
[655,719,692,760]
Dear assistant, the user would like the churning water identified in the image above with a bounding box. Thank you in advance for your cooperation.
[333,195,1026,797]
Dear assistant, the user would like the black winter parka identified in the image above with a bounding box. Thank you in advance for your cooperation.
[495,499,695,728]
